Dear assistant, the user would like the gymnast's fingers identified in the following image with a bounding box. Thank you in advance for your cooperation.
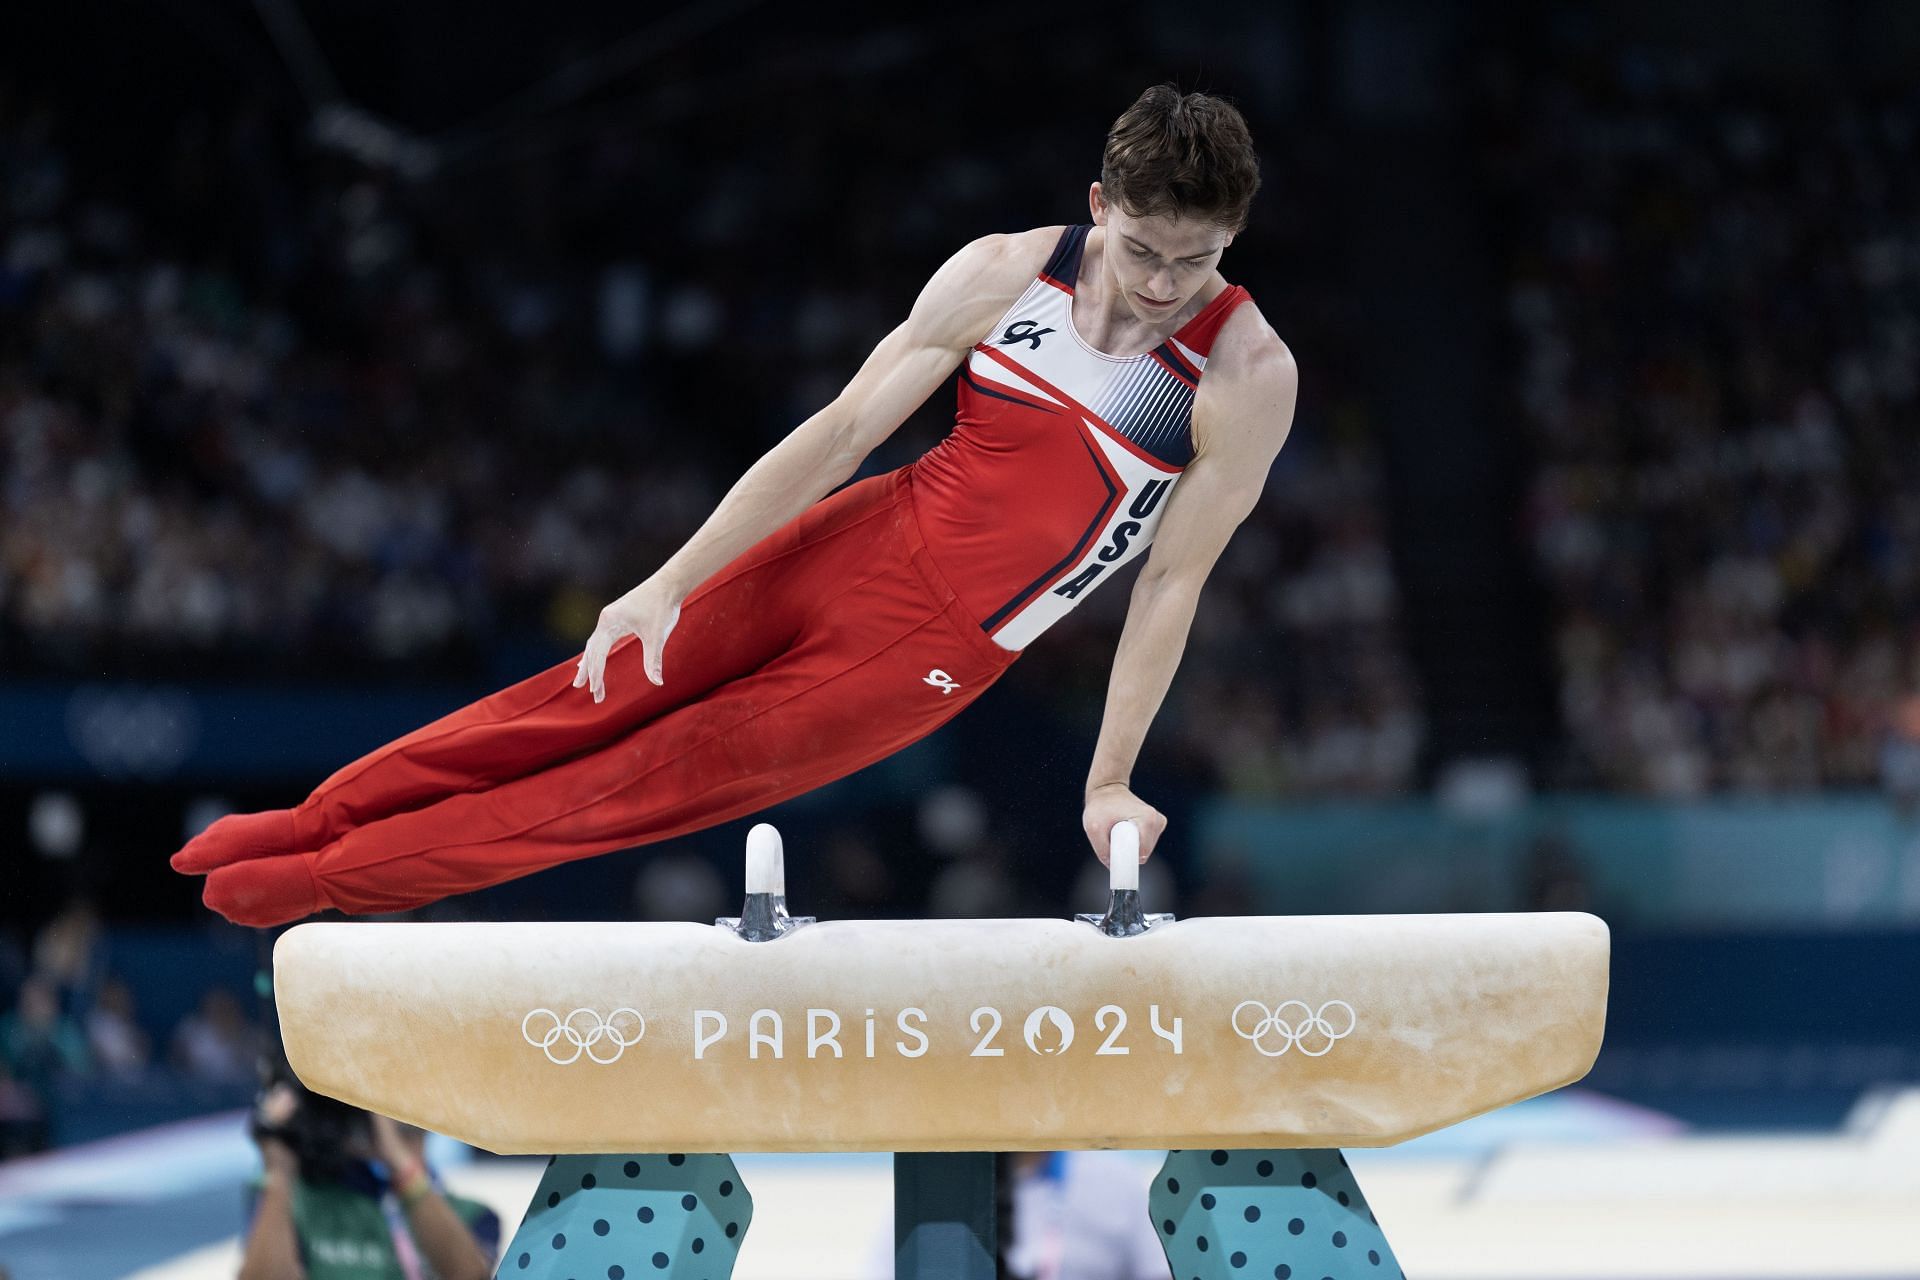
[1081,813,1110,866]
[591,632,610,702]
[1136,807,1167,862]
[643,602,681,686]
[574,616,609,693]
[572,632,597,695]
[581,621,617,703]
[640,631,659,686]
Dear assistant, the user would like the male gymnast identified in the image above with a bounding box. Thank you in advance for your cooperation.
[172,83,1298,927]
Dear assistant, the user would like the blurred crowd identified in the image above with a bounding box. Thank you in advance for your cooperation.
[0,54,1421,796]
[1490,53,1920,793]
[0,898,261,1155]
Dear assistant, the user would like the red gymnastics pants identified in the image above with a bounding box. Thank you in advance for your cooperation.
[172,466,1020,927]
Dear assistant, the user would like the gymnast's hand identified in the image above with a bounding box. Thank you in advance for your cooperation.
[1082,782,1165,867]
[574,576,683,703]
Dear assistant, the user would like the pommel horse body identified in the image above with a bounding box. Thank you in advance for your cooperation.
[274,822,1610,1278]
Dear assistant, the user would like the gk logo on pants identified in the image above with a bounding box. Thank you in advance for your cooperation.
[923,669,960,695]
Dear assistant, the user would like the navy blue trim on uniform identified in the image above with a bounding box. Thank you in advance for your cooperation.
[981,426,1118,632]
[960,365,1065,416]
[1088,354,1199,470]
[1132,416,1195,470]
[1153,341,1201,384]
[1039,224,1092,290]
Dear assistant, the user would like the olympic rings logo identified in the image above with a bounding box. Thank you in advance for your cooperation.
[521,1007,646,1065]
[1231,1000,1356,1058]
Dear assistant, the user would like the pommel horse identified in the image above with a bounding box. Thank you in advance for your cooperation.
[273,821,1610,1278]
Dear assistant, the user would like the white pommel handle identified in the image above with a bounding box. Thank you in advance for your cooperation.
[1109,820,1140,892]
[745,823,785,895]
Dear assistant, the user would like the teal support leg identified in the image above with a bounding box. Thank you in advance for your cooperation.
[1150,1149,1402,1280]
[497,1153,750,1279]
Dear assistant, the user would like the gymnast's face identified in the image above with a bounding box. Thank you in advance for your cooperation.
[1088,182,1234,322]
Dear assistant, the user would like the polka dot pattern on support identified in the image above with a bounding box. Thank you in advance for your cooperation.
[1148,1148,1401,1280]
[497,1153,752,1277]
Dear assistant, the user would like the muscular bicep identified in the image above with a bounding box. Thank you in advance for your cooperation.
[1136,446,1271,593]
[828,232,1050,460]
[828,316,973,460]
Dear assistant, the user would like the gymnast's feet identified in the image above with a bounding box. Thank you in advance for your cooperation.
[172,810,330,927]
[170,808,299,874]
[201,854,326,929]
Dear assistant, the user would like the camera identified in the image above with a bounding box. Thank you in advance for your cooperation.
[249,1060,372,1184]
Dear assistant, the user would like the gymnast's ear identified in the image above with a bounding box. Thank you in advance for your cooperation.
[1089,182,1110,226]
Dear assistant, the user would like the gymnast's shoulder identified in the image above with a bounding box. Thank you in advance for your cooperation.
[1191,298,1298,456]
[906,227,1062,344]
[938,225,1062,289]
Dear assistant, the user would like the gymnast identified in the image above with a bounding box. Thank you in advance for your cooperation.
[171,83,1298,927]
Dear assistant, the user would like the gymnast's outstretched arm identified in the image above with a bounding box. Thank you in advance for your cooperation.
[1081,303,1297,866]
[573,228,1055,702]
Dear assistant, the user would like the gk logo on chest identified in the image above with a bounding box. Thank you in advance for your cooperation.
[998,319,1054,350]
[1052,478,1172,599]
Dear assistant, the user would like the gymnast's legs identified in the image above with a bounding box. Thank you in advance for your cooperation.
[171,468,1017,926]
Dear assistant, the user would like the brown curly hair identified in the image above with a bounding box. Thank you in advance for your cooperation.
[1100,84,1261,231]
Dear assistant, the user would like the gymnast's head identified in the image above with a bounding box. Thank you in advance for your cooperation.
[1090,84,1262,321]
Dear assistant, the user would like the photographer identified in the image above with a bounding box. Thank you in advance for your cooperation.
[239,1079,498,1280]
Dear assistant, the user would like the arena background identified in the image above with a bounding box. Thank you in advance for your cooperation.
[0,1,1916,1276]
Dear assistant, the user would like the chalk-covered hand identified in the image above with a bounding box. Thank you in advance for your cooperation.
[574,576,683,703]
[1081,782,1166,867]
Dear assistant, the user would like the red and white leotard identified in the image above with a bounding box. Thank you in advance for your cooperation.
[180,223,1257,928]
[909,224,1253,649]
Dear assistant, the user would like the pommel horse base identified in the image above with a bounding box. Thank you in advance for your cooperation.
[275,822,1610,1278]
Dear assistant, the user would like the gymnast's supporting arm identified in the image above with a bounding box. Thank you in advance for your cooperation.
[1082,313,1297,865]
[572,230,1052,701]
